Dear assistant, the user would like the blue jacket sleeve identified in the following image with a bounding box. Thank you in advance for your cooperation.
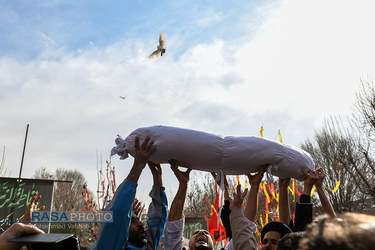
[145,186,168,250]
[93,180,137,250]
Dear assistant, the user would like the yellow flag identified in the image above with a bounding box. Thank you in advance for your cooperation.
[271,189,276,200]
[288,183,295,202]
[256,229,261,237]
[310,186,316,196]
[332,181,341,194]
[278,129,283,143]
[211,205,217,215]
[263,182,271,203]
[277,199,280,217]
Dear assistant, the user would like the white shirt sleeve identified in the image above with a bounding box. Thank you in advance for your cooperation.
[164,218,184,250]
[227,219,257,250]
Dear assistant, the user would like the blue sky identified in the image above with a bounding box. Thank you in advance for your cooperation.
[1,0,375,203]
[0,0,273,60]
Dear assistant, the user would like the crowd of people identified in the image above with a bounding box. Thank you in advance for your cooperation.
[1,136,375,249]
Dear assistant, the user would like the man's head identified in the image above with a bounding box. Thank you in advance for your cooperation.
[277,232,305,250]
[128,213,147,247]
[299,213,375,250]
[261,221,292,250]
[189,229,214,250]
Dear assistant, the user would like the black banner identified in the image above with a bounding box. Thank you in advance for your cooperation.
[0,177,54,233]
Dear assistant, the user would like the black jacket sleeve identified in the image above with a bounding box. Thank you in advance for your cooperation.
[294,194,312,232]
[220,200,232,240]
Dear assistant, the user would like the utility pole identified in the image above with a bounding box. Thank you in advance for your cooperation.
[18,124,29,181]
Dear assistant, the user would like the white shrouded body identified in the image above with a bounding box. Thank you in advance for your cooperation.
[111,125,315,181]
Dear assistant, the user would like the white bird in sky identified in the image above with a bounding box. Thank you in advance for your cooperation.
[148,31,166,59]
[119,96,126,99]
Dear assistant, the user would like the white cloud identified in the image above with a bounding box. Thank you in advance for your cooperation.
[195,11,224,29]
[37,32,56,47]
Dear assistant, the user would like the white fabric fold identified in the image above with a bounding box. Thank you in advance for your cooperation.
[266,165,275,183]
[111,135,129,160]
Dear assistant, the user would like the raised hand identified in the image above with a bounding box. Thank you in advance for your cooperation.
[170,160,192,185]
[133,136,156,167]
[132,199,143,217]
[302,169,319,195]
[127,136,157,183]
[230,184,248,211]
[246,165,267,187]
[21,192,45,223]
[315,167,325,189]
[148,162,163,187]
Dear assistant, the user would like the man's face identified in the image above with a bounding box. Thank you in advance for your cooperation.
[182,238,189,250]
[262,231,281,250]
[128,214,147,247]
[189,230,214,250]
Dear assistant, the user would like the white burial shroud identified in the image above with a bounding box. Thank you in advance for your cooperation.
[111,125,315,181]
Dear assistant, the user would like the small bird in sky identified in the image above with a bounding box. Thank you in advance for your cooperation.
[148,31,166,59]
[119,96,126,99]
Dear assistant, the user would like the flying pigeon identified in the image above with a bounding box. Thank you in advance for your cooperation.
[148,31,166,59]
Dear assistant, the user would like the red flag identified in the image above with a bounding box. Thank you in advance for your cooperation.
[208,184,226,242]
[267,183,273,201]
[295,180,301,196]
